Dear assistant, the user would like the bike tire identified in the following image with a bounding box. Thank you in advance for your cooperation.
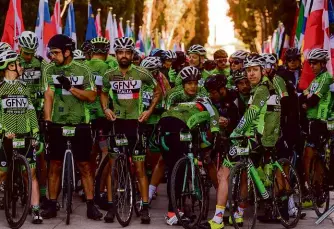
[273,158,302,228]
[113,155,134,227]
[228,161,257,229]
[171,157,205,229]
[64,152,74,225]
[94,154,110,205]
[4,154,32,229]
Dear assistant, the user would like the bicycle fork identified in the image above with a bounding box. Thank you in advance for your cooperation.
[61,143,76,191]
[247,159,269,200]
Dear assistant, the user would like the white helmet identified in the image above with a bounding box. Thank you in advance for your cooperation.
[230,50,248,60]
[165,50,177,60]
[180,66,201,83]
[261,53,277,65]
[0,42,11,53]
[73,49,85,60]
[0,50,18,70]
[140,57,162,70]
[188,45,206,56]
[113,37,135,52]
[307,48,329,61]
[18,31,38,52]
[244,54,265,68]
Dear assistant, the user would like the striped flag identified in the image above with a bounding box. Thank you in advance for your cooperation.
[95,9,102,36]
[64,2,77,47]
[299,0,313,50]
[125,20,133,39]
[295,0,306,47]
[113,14,118,39]
[118,18,124,38]
[135,26,145,52]
[51,0,61,34]
[105,8,114,53]
[323,0,334,75]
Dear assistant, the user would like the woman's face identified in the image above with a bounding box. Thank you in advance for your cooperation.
[7,61,23,76]
[184,81,198,96]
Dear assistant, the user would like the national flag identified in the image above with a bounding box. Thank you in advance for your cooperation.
[290,3,300,47]
[280,34,290,61]
[113,14,118,40]
[51,0,61,34]
[95,9,102,36]
[135,26,145,53]
[323,0,334,75]
[85,3,97,40]
[1,0,25,52]
[105,8,114,53]
[299,0,313,50]
[125,20,133,39]
[295,0,306,47]
[299,0,325,90]
[118,18,124,38]
[64,2,77,47]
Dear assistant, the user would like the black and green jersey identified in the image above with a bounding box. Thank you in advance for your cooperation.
[44,60,95,125]
[84,58,110,120]
[161,101,220,133]
[304,71,333,121]
[0,79,39,137]
[165,85,208,110]
[102,65,157,120]
[272,75,288,99]
[105,55,118,69]
[19,56,45,111]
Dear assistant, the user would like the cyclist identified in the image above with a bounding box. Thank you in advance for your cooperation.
[0,50,43,224]
[140,57,171,203]
[84,37,113,222]
[210,49,230,85]
[158,97,220,225]
[101,37,162,224]
[169,51,187,87]
[0,42,11,53]
[42,34,102,220]
[73,49,86,62]
[160,50,177,85]
[165,66,208,110]
[300,48,333,208]
[133,49,144,66]
[232,70,251,117]
[81,40,93,60]
[174,45,212,86]
[227,50,249,88]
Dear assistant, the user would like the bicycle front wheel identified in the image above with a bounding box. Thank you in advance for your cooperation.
[171,157,205,229]
[228,161,257,229]
[273,158,302,228]
[113,155,134,227]
[4,154,32,229]
[63,152,74,225]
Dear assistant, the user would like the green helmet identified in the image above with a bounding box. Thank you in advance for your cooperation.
[0,50,18,70]
[91,37,110,54]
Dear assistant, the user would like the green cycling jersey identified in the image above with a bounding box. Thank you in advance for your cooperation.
[0,79,39,137]
[105,55,118,69]
[102,65,157,120]
[304,71,333,121]
[44,60,95,125]
[84,58,110,120]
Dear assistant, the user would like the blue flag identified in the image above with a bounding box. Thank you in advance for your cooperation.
[64,2,77,47]
[85,3,97,40]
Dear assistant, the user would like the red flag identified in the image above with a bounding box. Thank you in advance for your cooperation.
[118,18,124,38]
[1,0,25,51]
[51,0,62,34]
[299,0,325,90]
[95,9,102,36]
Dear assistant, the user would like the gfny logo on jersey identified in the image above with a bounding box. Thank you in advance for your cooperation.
[52,75,84,95]
[21,69,41,80]
[110,80,142,99]
[2,95,28,109]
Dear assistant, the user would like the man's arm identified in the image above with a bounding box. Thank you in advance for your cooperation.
[147,85,162,113]
[69,87,96,102]
[100,91,109,111]
[44,87,54,121]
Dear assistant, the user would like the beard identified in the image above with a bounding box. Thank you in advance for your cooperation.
[118,58,132,68]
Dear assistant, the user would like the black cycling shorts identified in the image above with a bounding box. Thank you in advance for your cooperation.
[306,119,328,149]
[0,134,36,171]
[47,123,92,162]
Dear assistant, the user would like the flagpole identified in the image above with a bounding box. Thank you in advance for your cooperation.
[61,0,71,18]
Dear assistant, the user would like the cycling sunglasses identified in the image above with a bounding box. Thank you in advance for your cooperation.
[229,60,241,65]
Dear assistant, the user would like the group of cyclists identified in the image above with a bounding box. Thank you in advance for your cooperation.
[0,29,333,229]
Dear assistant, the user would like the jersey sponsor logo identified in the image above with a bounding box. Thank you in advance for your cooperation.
[110,80,142,100]
[52,75,84,86]
[267,95,280,106]
[93,75,103,86]
[21,69,41,81]
[310,82,319,94]
[2,95,28,109]
[143,91,153,107]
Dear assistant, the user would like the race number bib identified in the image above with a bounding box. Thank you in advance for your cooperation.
[62,126,76,137]
[180,132,192,142]
[13,138,25,149]
[229,145,250,157]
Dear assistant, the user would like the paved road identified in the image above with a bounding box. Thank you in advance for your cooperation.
[2,184,334,229]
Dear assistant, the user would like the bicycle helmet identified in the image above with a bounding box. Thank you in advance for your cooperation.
[113,37,135,52]
[307,48,329,61]
[73,49,86,60]
[81,40,93,53]
[244,53,265,68]
[0,50,19,70]
[0,42,12,53]
[140,57,162,70]
[48,34,75,53]
[230,50,248,60]
[18,31,38,53]
[165,50,177,60]
[213,49,228,59]
[188,45,206,56]
[180,66,201,83]
[149,48,165,58]
[204,74,227,91]
[233,70,247,84]
[91,37,110,54]
[262,53,277,65]
[284,47,301,59]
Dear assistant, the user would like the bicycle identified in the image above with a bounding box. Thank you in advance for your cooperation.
[161,126,212,229]
[60,126,76,225]
[228,135,302,229]
[2,136,38,229]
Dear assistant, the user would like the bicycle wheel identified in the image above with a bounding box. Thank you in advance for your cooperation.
[171,157,205,229]
[112,155,134,227]
[94,154,109,207]
[63,152,74,225]
[272,158,302,228]
[309,157,329,217]
[4,154,32,229]
[228,161,257,229]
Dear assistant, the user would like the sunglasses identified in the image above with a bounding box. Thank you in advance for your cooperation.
[229,60,241,65]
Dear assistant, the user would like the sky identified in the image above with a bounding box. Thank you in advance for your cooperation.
[208,0,236,46]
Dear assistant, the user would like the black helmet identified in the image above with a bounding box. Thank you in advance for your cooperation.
[81,40,93,53]
[48,34,75,53]
[204,74,227,91]
[284,48,301,60]
[232,70,247,84]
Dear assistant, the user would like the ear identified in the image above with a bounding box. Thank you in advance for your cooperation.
[261,68,267,75]
[201,56,205,64]
[64,50,71,58]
